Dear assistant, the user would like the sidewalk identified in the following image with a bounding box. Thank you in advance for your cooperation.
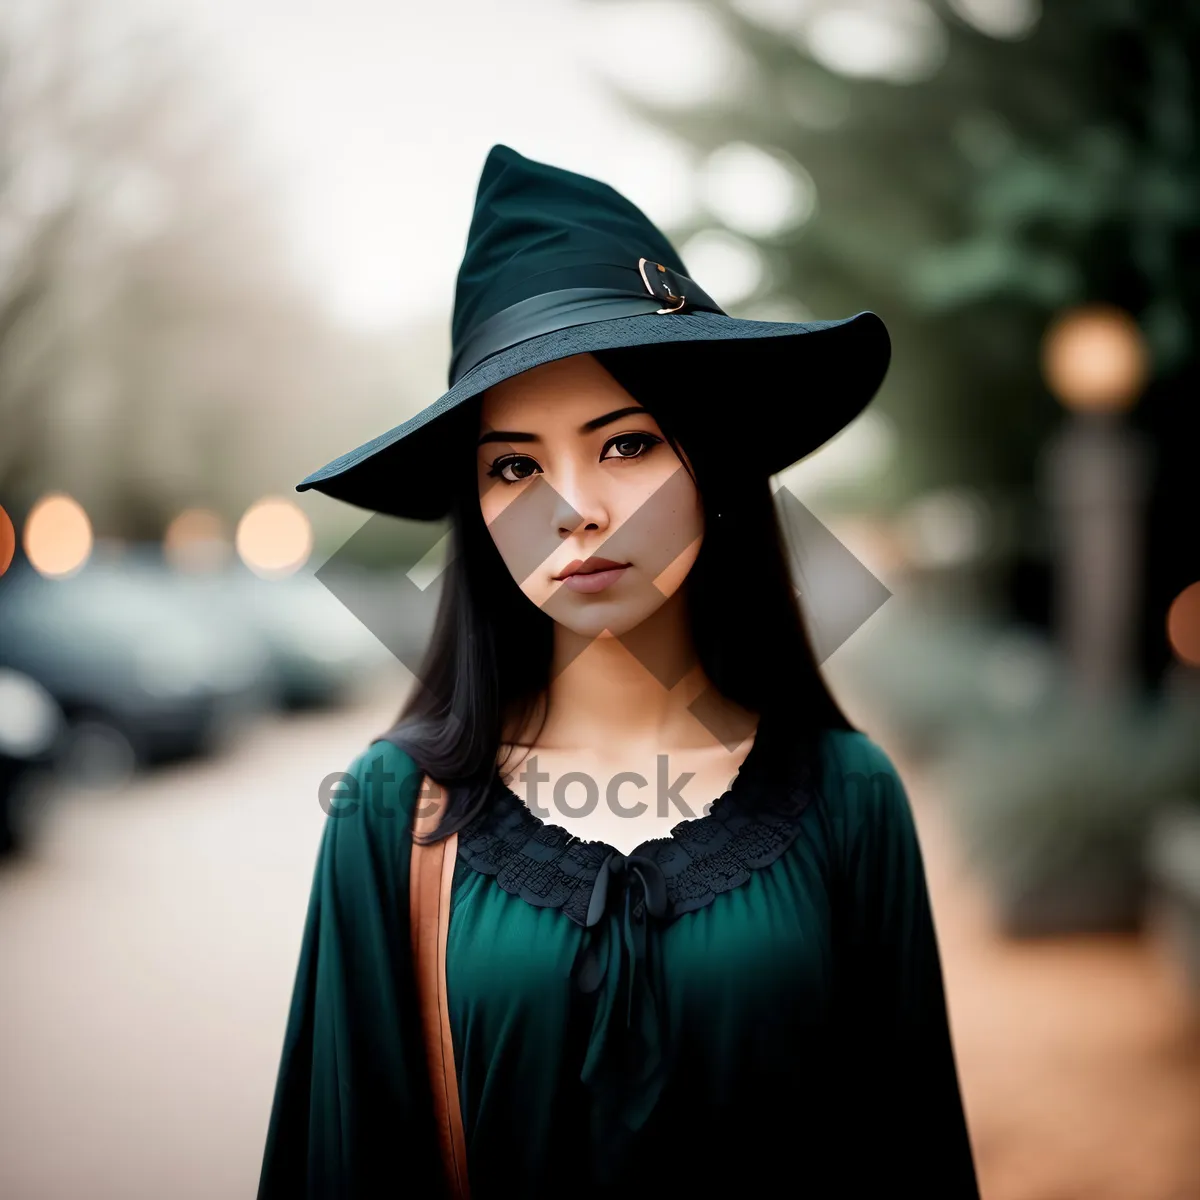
[896,742,1200,1200]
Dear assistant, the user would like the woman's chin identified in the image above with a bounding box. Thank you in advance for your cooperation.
[536,593,662,642]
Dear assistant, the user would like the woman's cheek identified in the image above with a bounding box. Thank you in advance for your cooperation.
[651,532,703,600]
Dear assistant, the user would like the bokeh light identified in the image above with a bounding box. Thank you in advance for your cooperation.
[0,503,15,576]
[679,228,766,308]
[0,668,62,758]
[235,497,313,579]
[23,493,94,579]
[1041,304,1149,412]
[582,1,750,109]
[164,508,232,573]
[727,0,805,36]
[699,142,817,238]
[978,631,1056,711]
[805,2,948,83]
[897,488,991,567]
[948,0,1041,41]
[1166,581,1200,667]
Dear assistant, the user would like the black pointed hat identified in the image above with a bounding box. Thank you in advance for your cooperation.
[296,143,890,520]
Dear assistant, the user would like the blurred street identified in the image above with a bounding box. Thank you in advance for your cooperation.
[0,672,407,1200]
[896,744,1200,1200]
[0,675,1196,1199]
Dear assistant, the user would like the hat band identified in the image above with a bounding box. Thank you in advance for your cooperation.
[449,272,726,387]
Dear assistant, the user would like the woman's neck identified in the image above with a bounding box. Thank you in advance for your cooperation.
[524,589,754,753]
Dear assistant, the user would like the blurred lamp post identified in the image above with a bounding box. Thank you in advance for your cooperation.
[1040,305,1152,702]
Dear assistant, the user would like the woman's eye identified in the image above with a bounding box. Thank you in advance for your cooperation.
[487,455,540,484]
[486,434,660,485]
[601,433,661,461]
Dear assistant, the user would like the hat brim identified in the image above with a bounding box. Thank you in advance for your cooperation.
[295,309,890,521]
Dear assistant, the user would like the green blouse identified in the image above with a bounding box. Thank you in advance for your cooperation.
[257,711,980,1198]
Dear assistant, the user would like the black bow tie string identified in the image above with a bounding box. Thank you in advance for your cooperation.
[573,849,669,1023]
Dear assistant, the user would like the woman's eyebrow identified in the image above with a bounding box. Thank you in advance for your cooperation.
[476,406,648,447]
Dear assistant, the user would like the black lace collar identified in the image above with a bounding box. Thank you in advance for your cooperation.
[455,706,818,926]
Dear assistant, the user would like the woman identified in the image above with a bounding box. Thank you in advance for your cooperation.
[258,144,980,1198]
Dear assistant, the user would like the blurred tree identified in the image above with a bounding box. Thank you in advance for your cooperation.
[590,0,1197,688]
[0,0,380,551]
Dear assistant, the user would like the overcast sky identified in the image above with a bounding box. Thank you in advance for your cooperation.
[143,0,730,331]
[124,0,1003,333]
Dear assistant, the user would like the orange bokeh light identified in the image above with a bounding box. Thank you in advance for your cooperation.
[235,497,313,579]
[0,504,15,576]
[164,508,231,572]
[23,493,94,578]
[1167,582,1200,668]
[1041,304,1149,412]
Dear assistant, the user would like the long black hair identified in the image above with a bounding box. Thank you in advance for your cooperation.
[381,343,859,842]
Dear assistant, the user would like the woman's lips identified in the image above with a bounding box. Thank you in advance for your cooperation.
[558,566,629,594]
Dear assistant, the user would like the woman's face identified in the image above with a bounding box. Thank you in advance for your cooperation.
[476,351,704,640]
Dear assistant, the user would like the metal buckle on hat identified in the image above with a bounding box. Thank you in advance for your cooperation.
[638,257,687,314]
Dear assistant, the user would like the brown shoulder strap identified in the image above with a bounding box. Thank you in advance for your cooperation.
[409,774,471,1199]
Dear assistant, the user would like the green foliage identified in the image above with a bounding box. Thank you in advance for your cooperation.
[604,0,1200,509]
[833,600,1066,761]
[834,596,1200,933]
[937,695,1200,933]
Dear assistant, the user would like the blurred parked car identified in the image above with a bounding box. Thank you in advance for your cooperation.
[0,561,271,781]
[167,566,392,709]
[0,667,63,857]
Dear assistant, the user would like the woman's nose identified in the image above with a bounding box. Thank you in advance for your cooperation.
[550,470,611,537]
